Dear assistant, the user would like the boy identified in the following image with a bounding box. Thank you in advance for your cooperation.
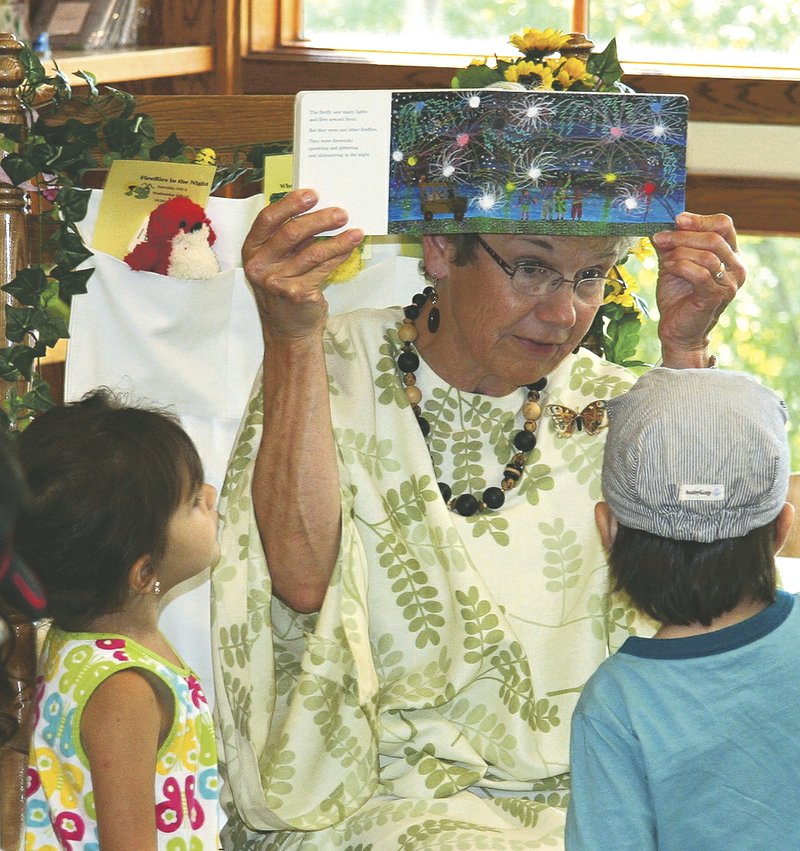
[566,368,797,850]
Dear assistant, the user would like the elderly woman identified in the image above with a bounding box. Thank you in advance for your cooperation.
[212,188,743,849]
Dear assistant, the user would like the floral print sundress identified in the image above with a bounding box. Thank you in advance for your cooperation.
[25,628,219,850]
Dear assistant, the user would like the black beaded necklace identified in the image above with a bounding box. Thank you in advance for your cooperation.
[398,289,547,517]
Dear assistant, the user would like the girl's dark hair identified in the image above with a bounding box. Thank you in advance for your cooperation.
[15,390,204,631]
[609,522,777,627]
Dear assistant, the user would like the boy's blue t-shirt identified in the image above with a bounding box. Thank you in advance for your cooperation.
[566,590,800,851]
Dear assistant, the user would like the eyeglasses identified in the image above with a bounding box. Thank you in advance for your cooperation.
[476,235,626,307]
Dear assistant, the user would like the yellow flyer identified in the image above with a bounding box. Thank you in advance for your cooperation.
[263,152,293,205]
[92,160,216,260]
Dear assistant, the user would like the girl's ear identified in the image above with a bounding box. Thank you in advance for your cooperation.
[128,555,157,596]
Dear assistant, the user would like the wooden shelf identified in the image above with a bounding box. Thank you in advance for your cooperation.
[46,45,214,85]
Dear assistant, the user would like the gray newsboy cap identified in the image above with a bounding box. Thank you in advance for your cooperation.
[603,368,789,542]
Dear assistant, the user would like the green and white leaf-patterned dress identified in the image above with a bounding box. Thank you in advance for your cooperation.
[212,307,646,850]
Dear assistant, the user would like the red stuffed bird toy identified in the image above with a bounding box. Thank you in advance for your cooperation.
[124,196,220,279]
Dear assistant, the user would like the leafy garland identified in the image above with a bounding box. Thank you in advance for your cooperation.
[0,46,271,429]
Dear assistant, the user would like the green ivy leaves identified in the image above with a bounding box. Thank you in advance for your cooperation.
[0,46,283,428]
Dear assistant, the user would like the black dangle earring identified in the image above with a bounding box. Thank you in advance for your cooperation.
[414,261,442,334]
[427,276,440,334]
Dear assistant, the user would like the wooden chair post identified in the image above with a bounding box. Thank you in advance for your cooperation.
[0,32,29,403]
[0,32,35,851]
[0,612,38,850]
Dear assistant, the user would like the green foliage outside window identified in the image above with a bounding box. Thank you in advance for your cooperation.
[304,0,800,64]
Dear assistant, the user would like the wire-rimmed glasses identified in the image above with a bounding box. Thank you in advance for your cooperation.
[476,235,626,306]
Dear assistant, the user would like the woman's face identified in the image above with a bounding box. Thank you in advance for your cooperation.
[421,233,621,396]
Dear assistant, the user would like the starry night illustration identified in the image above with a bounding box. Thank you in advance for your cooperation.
[387,89,688,236]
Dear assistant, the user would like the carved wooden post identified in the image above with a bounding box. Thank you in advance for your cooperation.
[0,32,29,408]
[0,613,37,851]
[0,32,34,851]
[561,33,595,62]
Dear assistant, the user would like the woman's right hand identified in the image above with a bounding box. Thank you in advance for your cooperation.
[242,188,364,343]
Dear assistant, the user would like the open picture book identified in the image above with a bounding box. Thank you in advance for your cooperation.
[294,88,689,237]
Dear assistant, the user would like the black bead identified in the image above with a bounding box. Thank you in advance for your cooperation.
[427,306,440,334]
[513,429,537,453]
[417,416,430,437]
[438,481,452,502]
[403,304,421,320]
[454,493,480,517]
[482,487,505,509]
[527,378,548,392]
[422,286,435,299]
[412,291,429,307]
[397,350,420,373]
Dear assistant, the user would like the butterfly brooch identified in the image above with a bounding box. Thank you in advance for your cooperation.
[545,399,608,438]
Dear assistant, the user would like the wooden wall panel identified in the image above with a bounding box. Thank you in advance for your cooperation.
[240,52,800,125]
[136,94,294,148]
[140,0,238,94]
[686,175,800,235]
[625,74,800,126]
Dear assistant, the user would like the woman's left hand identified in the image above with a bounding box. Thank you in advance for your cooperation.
[651,211,745,368]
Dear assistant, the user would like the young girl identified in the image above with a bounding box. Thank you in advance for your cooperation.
[16,390,220,850]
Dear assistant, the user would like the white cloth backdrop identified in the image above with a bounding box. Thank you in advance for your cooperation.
[66,190,423,698]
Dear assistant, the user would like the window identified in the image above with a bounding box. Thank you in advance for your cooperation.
[293,0,800,72]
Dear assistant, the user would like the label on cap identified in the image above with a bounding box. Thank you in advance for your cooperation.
[679,484,725,501]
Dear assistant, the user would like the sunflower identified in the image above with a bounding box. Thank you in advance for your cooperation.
[608,265,647,318]
[451,27,624,94]
[508,28,572,59]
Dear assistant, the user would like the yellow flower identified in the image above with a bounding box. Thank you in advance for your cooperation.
[505,60,555,89]
[561,56,588,79]
[630,236,656,263]
[607,266,644,316]
[542,57,595,90]
[555,69,572,89]
[509,27,571,56]
[324,244,364,284]
[504,60,536,83]
[538,66,555,89]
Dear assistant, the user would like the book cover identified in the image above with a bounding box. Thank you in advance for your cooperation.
[92,160,216,260]
[294,88,688,237]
